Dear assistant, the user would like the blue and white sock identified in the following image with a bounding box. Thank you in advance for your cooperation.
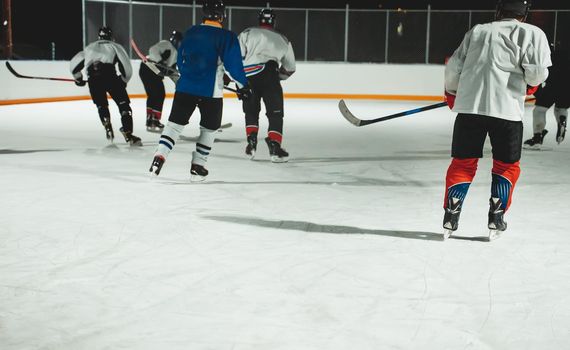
[155,121,185,159]
[192,127,217,166]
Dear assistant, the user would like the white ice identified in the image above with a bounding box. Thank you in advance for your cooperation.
[1,98,569,350]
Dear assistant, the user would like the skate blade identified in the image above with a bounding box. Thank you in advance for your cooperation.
[247,150,256,160]
[488,229,503,241]
[130,141,143,147]
[270,155,289,163]
[146,128,163,134]
[190,174,207,182]
[442,229,454,240]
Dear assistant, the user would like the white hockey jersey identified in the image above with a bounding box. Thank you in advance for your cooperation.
[446,19,551,121]
[70,40,133,82]
[238,26,296,79]
[147,40,177,67]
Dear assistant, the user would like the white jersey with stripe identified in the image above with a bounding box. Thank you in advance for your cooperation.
[238,26,296,79]
[70,40,133,82]
[148,40,177,67]
[446,19,551,121]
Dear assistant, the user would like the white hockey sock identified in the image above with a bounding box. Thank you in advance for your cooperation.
[192,127,217,166]
[532,106,548,134]
[155,121,185,159]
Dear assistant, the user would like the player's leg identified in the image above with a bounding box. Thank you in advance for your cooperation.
[107,75,141,146]
[140,64,165,132]
[261,63,288,163]
[553,86,569,144]
[488,118,523,238]
[190,97,223,181]
[443,114,487,238]
[87,77,114,142]
[150,92,198,176]
[242,76,262,159]
[524,86,554,149]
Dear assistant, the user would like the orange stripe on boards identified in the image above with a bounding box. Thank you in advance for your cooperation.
[1,93,446,106]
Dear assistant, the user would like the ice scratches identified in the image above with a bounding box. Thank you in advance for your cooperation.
[0,149,63,154]
[203,215,442,241]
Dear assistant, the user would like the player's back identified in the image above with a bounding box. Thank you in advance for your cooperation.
[84,40,121,67]
[177,24,239,98]
[240,27,290,66]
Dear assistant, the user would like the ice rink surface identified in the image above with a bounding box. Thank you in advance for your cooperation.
[1,97,569,349]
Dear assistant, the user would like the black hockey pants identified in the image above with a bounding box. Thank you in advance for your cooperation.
[139,63,166,113]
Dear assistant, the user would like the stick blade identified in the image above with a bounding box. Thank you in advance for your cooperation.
[5,61,23,78]
[338,100,362,127]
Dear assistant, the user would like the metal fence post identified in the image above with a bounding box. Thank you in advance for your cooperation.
[228,7,232,30]
[425,4,431,64]
[103,1,106,26]
[304,9,309,61]
[159,5,163,40]
[128,0,133,57]
[385,10,389,63]
[193,0,196,25]
[344,4,349,62]
[82,0,86,48]
[553,10,558,49]
[468,10,472,29]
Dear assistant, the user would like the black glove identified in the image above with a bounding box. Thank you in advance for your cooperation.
[75,79,86,87]
[236,86,253,101]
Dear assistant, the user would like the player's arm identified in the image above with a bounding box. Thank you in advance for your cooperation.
[445,29,472,95]
[113,43,133,83]
[70,51,86,86]
[222,32,248,89]
[238,29,249,60]
[522,31,552,87]
[279,42,296,80]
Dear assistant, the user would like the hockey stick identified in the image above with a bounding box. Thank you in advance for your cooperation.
[130,38,239,93]
[6,61,78,82]
[339,99,448,127]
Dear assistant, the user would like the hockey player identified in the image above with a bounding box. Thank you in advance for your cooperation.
[148,0,251,181]
[442,0,551,240]
[70,27,141,146]
[139,30,183,133]
[523,42,569,149]
[238,8,296,162]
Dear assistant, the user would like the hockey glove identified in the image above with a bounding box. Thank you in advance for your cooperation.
[444,91,456,110]
[75,79,87,87]
[526,85,539,96]
[236,86,253,101]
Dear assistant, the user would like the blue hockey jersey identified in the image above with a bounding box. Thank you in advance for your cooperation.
[176,21,248,98]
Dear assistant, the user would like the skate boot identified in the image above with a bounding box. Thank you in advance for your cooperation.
[245,132,257,159]
[190,163,208,182]
[443,197,463,240]
[265,137,289,163]
[146,114,164,133]
[102,118,114,142]
[149,155,165,177]
[488,197,507,241]
[556,115,566,144]
[120,127,143,147]
[523,129,548,150]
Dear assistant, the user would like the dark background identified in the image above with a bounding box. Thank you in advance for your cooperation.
[2,0,569,60]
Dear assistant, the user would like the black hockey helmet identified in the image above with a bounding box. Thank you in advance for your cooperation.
[202,0,226,22]
[169,30,183,48]
[98,26,113,41]
[258,8,276,27]
[496,0,532,20]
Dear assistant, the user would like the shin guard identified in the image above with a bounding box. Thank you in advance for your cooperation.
[491,160,520,211]
[444,158,478,208]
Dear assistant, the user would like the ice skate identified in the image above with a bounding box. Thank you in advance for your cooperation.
[146,115,164,133]
[149,155,165,177]
[245,132,257,160]
[523,129,548,150]
[488,197,507,241]
[442,197,462,240]
[120,127,143,147]
[102,118,114,142]
[190,163,208,182]
[556,116,566,144]
[265,137,289,163]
